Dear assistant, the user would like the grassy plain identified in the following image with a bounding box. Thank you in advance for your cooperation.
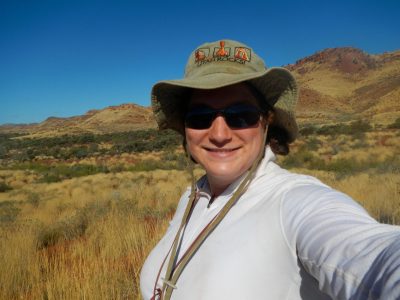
[0,125,399,299]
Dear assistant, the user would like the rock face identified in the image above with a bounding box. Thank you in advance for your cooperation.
[288,47,379,74]
[1,47,399,137]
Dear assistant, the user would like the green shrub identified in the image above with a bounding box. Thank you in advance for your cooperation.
[299,125,317,136]
[161,152,187,170]
[36,213,89,248]
[281,147,316,169]
[316,120,371,136]
[378,214,398,225]
[70,147,89,159]
[9,163,110,182]
[281,148,394,177]
[36,199,113,249]
[351,138,369,149]
[162,151,180,162]
[41,173,62,183]
[111,129,181,154]
[0,201,20,224]
[0,182,12,193]
[0,146,7,159]
[387,117,400,129]
[21,164,110,183]
[305,137,322,151]
[110,164,126,173]
[322,158,361,174]
[376,155,400,173]
[349,120,372,133]
[27,192,40,207]
[128,159,170,172]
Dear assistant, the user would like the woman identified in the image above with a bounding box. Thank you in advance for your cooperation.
[140,40,400,299]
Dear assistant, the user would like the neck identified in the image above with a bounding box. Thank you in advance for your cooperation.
[206,173,242,197]
[209,184,228,198]
[206,177,228,197]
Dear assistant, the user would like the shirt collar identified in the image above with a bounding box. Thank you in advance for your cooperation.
[255,145,276,176]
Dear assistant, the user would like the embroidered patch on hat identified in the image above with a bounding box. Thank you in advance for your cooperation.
[194,40,252,66]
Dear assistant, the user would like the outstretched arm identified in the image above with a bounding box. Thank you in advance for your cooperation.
[282,182,400,299]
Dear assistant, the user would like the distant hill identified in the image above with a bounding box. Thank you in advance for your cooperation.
[288,47,400,125]
[1,47,399,137]
[0,104,157,137]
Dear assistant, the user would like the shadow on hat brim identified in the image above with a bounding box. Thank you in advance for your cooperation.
[151,67,298,142]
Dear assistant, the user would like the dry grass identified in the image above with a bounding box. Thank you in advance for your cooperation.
[0,170,194,299]
[291,169,400,224]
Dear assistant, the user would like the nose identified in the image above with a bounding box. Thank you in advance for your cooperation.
[208,115,232,146]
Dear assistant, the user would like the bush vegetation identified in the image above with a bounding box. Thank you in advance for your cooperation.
[7,163,110,183]
[299,120,372,137]
[0,129,181,161]
[387,117,400,129]
[0,182,12,193]
[6,156,189,182]
[281,147,400,177]
[0,201,20,223]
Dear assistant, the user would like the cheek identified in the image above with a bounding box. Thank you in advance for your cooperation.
[185,128,198,144]
[242,126,265,146]
[185,128,204,151]
[242,127,266,161]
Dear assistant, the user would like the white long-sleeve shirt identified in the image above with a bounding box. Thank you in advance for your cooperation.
[140,147,400,299]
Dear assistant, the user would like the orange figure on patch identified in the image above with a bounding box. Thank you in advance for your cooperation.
[235,47,249,61]
[195,50,206,62]
[215,41,229,57]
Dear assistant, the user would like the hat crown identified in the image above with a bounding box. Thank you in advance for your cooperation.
[184,40,266,79]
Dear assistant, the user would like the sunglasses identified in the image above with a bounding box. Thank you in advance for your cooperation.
[185,104,263,129]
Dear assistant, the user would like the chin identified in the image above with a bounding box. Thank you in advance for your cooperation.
[207,165,246,180]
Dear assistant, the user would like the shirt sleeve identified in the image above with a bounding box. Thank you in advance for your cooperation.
[281,179,400,299]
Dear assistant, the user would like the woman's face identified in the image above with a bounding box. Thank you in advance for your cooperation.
[185,83,266,190]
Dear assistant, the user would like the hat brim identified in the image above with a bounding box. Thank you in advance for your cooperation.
[151,67,298,142]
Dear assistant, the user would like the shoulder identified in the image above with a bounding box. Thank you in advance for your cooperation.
[253,161,329,194]
[255,161,368,213]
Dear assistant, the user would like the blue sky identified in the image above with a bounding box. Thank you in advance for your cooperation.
[1,0,399,124]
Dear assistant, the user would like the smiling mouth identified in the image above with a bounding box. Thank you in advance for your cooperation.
[203,147,241,152]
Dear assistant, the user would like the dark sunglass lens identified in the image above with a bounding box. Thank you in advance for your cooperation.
[225,107,260,128]
[185,110,215,129]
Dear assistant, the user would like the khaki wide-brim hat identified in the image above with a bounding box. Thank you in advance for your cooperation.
[151,39,299,142]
